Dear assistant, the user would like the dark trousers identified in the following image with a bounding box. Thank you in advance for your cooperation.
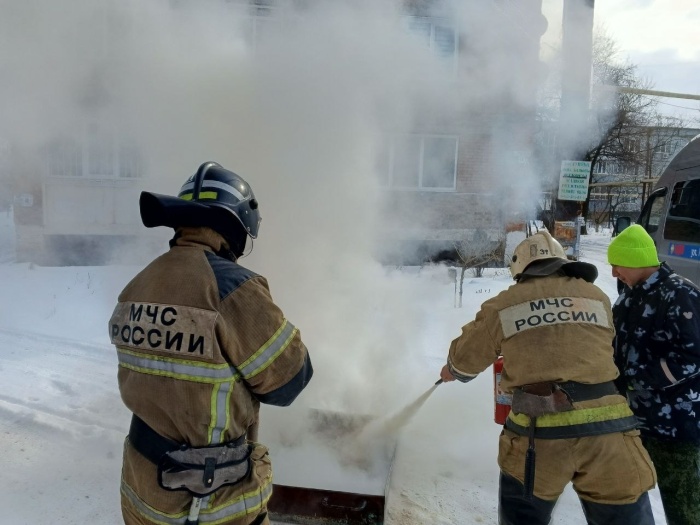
[643,436,700,525]
[498,472,655,525]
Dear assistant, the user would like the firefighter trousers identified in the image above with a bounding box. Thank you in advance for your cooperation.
[499,472,655,525]
[497,428,656,524]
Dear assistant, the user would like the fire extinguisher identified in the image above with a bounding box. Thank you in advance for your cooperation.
[493,356,512,425]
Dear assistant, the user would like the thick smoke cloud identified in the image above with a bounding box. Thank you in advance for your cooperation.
[0,0,582,421]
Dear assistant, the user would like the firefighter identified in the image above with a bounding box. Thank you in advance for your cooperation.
[109,161,313,525]
[439,230,656,525]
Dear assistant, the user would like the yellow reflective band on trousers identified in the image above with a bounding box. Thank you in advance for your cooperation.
[238,319,297,380]
[506,402,638,439]
[117,348,238,445]
[121,476,273,525]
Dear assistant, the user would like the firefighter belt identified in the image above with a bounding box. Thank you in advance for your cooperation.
[506,381,638,439]
[512,383,571,417]
[128,415,251,498]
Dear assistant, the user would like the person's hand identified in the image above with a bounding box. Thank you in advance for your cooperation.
[440,364,456,383]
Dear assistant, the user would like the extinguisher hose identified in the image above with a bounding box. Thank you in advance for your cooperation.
[523,417,537,499]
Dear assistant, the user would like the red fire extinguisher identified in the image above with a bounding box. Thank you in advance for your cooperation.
[493,356,512,425]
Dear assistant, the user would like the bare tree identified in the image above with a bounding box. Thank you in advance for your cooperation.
[588,184,637,232]
[588,190,611,232]
[580,30,686,227]
[535,31,687,229]
[608,189,637,230]
[452,229,504,307]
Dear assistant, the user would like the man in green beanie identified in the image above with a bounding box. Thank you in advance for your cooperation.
[609,224,700,525]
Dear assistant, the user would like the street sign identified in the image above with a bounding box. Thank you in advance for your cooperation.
[554,220,580,260]
[558,160,591,202]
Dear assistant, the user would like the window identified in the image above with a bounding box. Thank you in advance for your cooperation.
[246,8,274,46]
[46,128,143,179]
[87,124,114,177]
[118,141,144,178]
[596,160,631,176]
[47,139,82,177]
[623,137,640,153]
[227,0,277,49]
[405,16,458,70]
[382,134,458,191]
[664,179,700,243]
[656,140,673,159]
[637,189,667,234]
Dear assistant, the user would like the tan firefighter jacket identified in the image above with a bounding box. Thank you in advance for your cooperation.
[448,274,637,438]
[109,227,313,524]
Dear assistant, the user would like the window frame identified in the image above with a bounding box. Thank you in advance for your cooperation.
[404,15,459,74]
[45,126,144,180]
[664,179,700,243]
[382,133,459,192]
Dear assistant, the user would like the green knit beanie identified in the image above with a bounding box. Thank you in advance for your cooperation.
[607,224,660,268]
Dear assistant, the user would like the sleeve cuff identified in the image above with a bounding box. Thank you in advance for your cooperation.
[447,360,478,383]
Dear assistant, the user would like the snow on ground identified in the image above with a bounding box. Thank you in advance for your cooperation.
[0,227,668,524]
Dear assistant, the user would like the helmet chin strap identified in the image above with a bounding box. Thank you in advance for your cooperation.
[220,232,253,261]
[238,238,254,259]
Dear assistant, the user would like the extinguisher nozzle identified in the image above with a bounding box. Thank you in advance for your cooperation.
[434,379,443,385]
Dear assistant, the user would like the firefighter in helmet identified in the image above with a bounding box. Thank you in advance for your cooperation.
[109,162,313,525]
[439,230,656,525]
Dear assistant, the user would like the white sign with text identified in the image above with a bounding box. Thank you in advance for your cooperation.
[558,160,591,202]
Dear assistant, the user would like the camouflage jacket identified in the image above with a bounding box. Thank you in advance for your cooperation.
[613,262,700,442]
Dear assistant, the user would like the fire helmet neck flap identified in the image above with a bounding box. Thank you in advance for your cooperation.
[139,162,262,243]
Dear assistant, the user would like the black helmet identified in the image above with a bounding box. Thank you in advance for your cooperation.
[177,162,261,239]
[139,162,261,244]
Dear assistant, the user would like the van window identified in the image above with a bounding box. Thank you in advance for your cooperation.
[664,179,700,243]
[638,190,667,234]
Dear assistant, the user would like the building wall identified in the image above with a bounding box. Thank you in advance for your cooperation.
[11,0,547,266]
[379,0,546,264]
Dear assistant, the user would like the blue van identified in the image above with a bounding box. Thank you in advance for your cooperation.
[633,134,700,285]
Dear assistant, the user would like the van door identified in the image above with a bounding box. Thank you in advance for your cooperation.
[639,180,700,285]
[662,179,700,284]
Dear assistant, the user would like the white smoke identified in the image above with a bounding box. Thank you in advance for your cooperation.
[0,0,596,481]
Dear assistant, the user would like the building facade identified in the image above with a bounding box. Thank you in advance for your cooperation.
[9,0,549,266]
